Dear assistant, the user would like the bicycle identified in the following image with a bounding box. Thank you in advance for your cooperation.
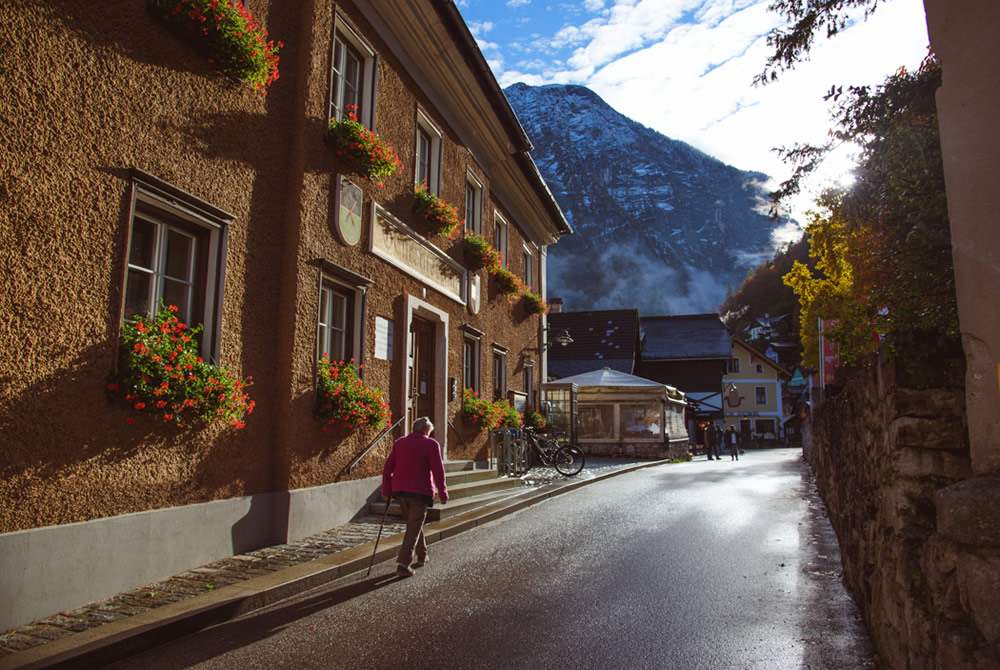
[517,426,585,476]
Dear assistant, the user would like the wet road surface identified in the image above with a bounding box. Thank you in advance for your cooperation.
[108,449,874,669]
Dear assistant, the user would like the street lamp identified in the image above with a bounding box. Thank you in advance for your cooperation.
[544,328,574,350]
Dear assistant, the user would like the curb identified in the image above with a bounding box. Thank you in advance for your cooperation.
[0,460,666,670]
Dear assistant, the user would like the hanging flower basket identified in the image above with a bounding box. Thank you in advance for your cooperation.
[412,185,462,238]
[108,303,254,428]
[151,0,282,93]
[463,233,503,273]
[522,291,549,316]
[316,356,391,431]
[494,267,523,298]
[328,110,402,188]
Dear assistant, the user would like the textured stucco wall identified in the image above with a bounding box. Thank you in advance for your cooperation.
[0,1,296,533]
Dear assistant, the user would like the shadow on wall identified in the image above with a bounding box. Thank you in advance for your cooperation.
[0,339,268,533]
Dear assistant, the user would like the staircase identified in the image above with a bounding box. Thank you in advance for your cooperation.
[369,460,524,521]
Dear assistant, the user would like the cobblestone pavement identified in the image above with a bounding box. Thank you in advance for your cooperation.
[0,458,648,660]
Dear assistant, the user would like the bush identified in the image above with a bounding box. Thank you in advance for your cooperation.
[328,109,402,187]
[412,185,462,238]
[522,291,549,316]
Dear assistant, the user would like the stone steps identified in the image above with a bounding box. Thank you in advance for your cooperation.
[370,460,524,521]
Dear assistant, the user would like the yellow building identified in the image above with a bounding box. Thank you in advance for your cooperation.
[722,338,791,442]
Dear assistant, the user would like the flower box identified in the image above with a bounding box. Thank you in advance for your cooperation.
[463,233,503,273]
[328,111,402,187]
[494,267,522,297]
[151,0,281,93]
[317,357,391,431]
[109,304,254,428]
[522,291,549,316]
[412,185,462,238]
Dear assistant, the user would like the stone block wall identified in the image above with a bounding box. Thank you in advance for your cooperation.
[810,351,1000,668]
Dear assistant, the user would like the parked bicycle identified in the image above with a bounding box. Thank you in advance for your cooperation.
[517,426,585,476]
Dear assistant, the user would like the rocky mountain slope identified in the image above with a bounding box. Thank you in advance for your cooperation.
[505,83,781,314]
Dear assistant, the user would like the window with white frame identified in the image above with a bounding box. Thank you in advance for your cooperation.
[330,20,375,127]
[316,262,371,366]
[755,363,764,373]
[755,386,767,404]
[522,245,533,290]
[123,171,228,361]
[463,335,481,393]
[494,213,508,268]
[492,347,507,401]
[727,357,741,373]
[318,283,351,362]
[465,173,483,235]
[415,110,442,194]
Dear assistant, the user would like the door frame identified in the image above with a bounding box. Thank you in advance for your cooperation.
[400,294,449,456]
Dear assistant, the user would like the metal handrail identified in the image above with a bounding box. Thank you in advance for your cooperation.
[347,414,407,473]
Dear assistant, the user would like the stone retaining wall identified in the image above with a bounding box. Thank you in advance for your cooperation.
[581,438,689,460]
[809,351,1000,668]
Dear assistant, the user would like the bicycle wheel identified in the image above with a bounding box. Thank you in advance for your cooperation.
[554,445,585,476]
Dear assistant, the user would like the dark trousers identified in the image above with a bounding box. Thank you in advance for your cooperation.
[397,496,429,566]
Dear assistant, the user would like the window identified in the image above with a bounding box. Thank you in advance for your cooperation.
[727,357,741,373]
[330,21,375,127]
[494,213,508,267]
[316,261,372,366]
[415,110,442,194]
[465,173,483,234]
[756,418,776,435]
[620,404,661,438]
[318,283,350,362]
[755,363,764,373]
[523,360,534,407]
[492,347,507,401]
[463,335,481,393]
[755,386,767,404]
[123,170,229,361]
[522,246,533,290]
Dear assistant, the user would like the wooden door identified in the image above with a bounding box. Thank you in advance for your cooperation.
[409,317,436,436]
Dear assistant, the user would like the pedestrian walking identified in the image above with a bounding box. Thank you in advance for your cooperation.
[705,421,718,460]
[725,425,741,461]
[381,417,448,577]
[713,423,725,460]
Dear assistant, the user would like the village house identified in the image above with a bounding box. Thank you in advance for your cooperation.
[0,0,570,631]
[722,337,792,443]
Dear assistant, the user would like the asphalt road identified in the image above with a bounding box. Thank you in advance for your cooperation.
[108,449,875,669]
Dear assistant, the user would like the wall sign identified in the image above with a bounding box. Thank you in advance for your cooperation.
[335,176,363,246]
[370,205,465,304]
[375,316,393,361]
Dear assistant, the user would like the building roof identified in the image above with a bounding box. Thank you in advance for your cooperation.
[731,337,792,378]
[366,0,572,244]
[547,367,670,389]
[640,314,731,360]
[547,309,640,377]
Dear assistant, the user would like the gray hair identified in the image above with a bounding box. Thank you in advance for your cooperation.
[413,417,434,435]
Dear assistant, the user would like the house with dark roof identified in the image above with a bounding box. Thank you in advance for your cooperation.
[546,309,641,380]
[637,314,732,426]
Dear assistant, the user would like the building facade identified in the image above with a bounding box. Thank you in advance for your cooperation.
[0,0,569,631]
[722,338,791,442]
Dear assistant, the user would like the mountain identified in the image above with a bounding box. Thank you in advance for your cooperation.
[504,83,782,315]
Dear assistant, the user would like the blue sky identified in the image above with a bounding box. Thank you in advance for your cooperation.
[456,0,930,231]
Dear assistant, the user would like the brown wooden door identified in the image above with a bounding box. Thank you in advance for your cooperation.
[409,317,436,435]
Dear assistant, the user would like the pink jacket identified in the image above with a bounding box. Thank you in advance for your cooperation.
[381,432,448,503]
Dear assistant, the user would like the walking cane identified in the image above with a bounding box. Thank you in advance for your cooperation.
[366,495,392,577]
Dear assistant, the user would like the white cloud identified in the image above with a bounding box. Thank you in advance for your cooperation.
[488,0,930,222]
[507,0,531,6]
[466,20,495,36]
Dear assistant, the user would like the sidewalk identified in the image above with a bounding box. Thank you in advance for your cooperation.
[0,458,661,670]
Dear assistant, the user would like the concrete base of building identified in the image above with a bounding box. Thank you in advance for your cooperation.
[0,476,380,632]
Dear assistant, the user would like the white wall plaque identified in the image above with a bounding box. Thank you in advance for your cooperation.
[375,316,393,361]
